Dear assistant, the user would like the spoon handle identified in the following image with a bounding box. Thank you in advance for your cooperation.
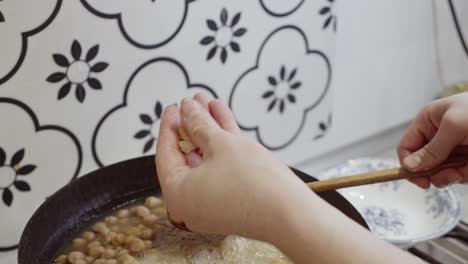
[307,155,468,193]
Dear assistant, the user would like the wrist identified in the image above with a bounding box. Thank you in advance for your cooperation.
[246,179,318,244]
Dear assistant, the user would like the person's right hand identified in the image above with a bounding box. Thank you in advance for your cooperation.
[398,93,468,188]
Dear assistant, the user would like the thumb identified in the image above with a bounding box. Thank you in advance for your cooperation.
[180,97,221,151]
[403,113,461,171]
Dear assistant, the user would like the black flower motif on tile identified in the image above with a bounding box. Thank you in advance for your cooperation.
[448,0,468,57]
[0,98,82,252]
[0,0,61,85]
[81,0,191,49]
[134,101,163,153]
[259,0,304,17]
[0,0,5,23]
[200,8,247,64]
[313,113,332,140]
[46,40,109,103]
[92,57,217,167]
[319,0,336,32]
[262,65,301,114]
[229,25,331,150]
[0,148,35,207]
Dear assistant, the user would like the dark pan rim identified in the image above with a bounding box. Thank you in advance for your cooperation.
[18,155,368,263]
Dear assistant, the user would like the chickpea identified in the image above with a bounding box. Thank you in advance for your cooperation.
[179,140,196,154]
[111,233,125,246]
[129,206,138,215]
[144,240,152,249]
[54,255,67,263]
[105,260,117,264]
[118,254,138,264]
[102,248,116,258]
[85,256,95,263]
[82,231,95,241]
[117,209,130,218]
[110,225,120,232]
[152,207,166,217]
[178,127,190,140]
[125,226,141,237]
[88,241,101,248]
[74,260,87,264]
[141,229,153,240]
[72,238,87,249]
[134,205,150,218]
[145,197,162,208]
[93,222,110,235]
[103,232,117,244]
[88,246,105,258]
[105,216,118,225]
[117,249,129,257]
[118,218,130,225]
[129,217,140,225]
[68,251,85,262]
[125,236,145,253]
[92,259,106,264]
[142,214,157,225]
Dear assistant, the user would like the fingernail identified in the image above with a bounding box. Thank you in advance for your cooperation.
[163,104,178,116]
[404,154,422,170]
[181,97,193,104]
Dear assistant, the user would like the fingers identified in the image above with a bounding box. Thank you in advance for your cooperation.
[452,146,468,155]
[209,99,241,135]
[407,159,468,189]
[193,92,241,135]
[408,176,431,189]
[180,97,222,151]
[156,105,188,187]
[428,168,463,188]
[194,92,211,110]
[397,108,437,164]
[429,162,468,187]
[402,109,464,171]
[185,151,203,168]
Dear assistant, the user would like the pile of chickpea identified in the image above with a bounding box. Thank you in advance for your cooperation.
[54,197,169,264]
[55,127,197,263]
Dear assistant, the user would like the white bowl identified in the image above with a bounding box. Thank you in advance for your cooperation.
[317,158,461,247]
[452,184,468,224]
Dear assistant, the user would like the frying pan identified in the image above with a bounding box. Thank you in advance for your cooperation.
[18,155,368,263]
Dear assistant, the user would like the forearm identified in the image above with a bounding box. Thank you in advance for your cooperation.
[267,189,425,264]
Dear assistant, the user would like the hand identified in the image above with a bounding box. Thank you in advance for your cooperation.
[155,93,311,240]
[398,93,468,188]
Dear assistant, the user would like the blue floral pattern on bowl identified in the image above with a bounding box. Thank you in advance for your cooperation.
[318,158,461,246]
[425,188,459,220]
[362,206,406,237]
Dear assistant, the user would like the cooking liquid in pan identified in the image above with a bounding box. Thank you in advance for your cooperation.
[55,196,292,264]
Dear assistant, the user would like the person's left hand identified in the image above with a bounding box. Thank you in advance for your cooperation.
[155,93,313,241]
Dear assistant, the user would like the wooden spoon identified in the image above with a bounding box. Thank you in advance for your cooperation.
[308,155,468,193]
